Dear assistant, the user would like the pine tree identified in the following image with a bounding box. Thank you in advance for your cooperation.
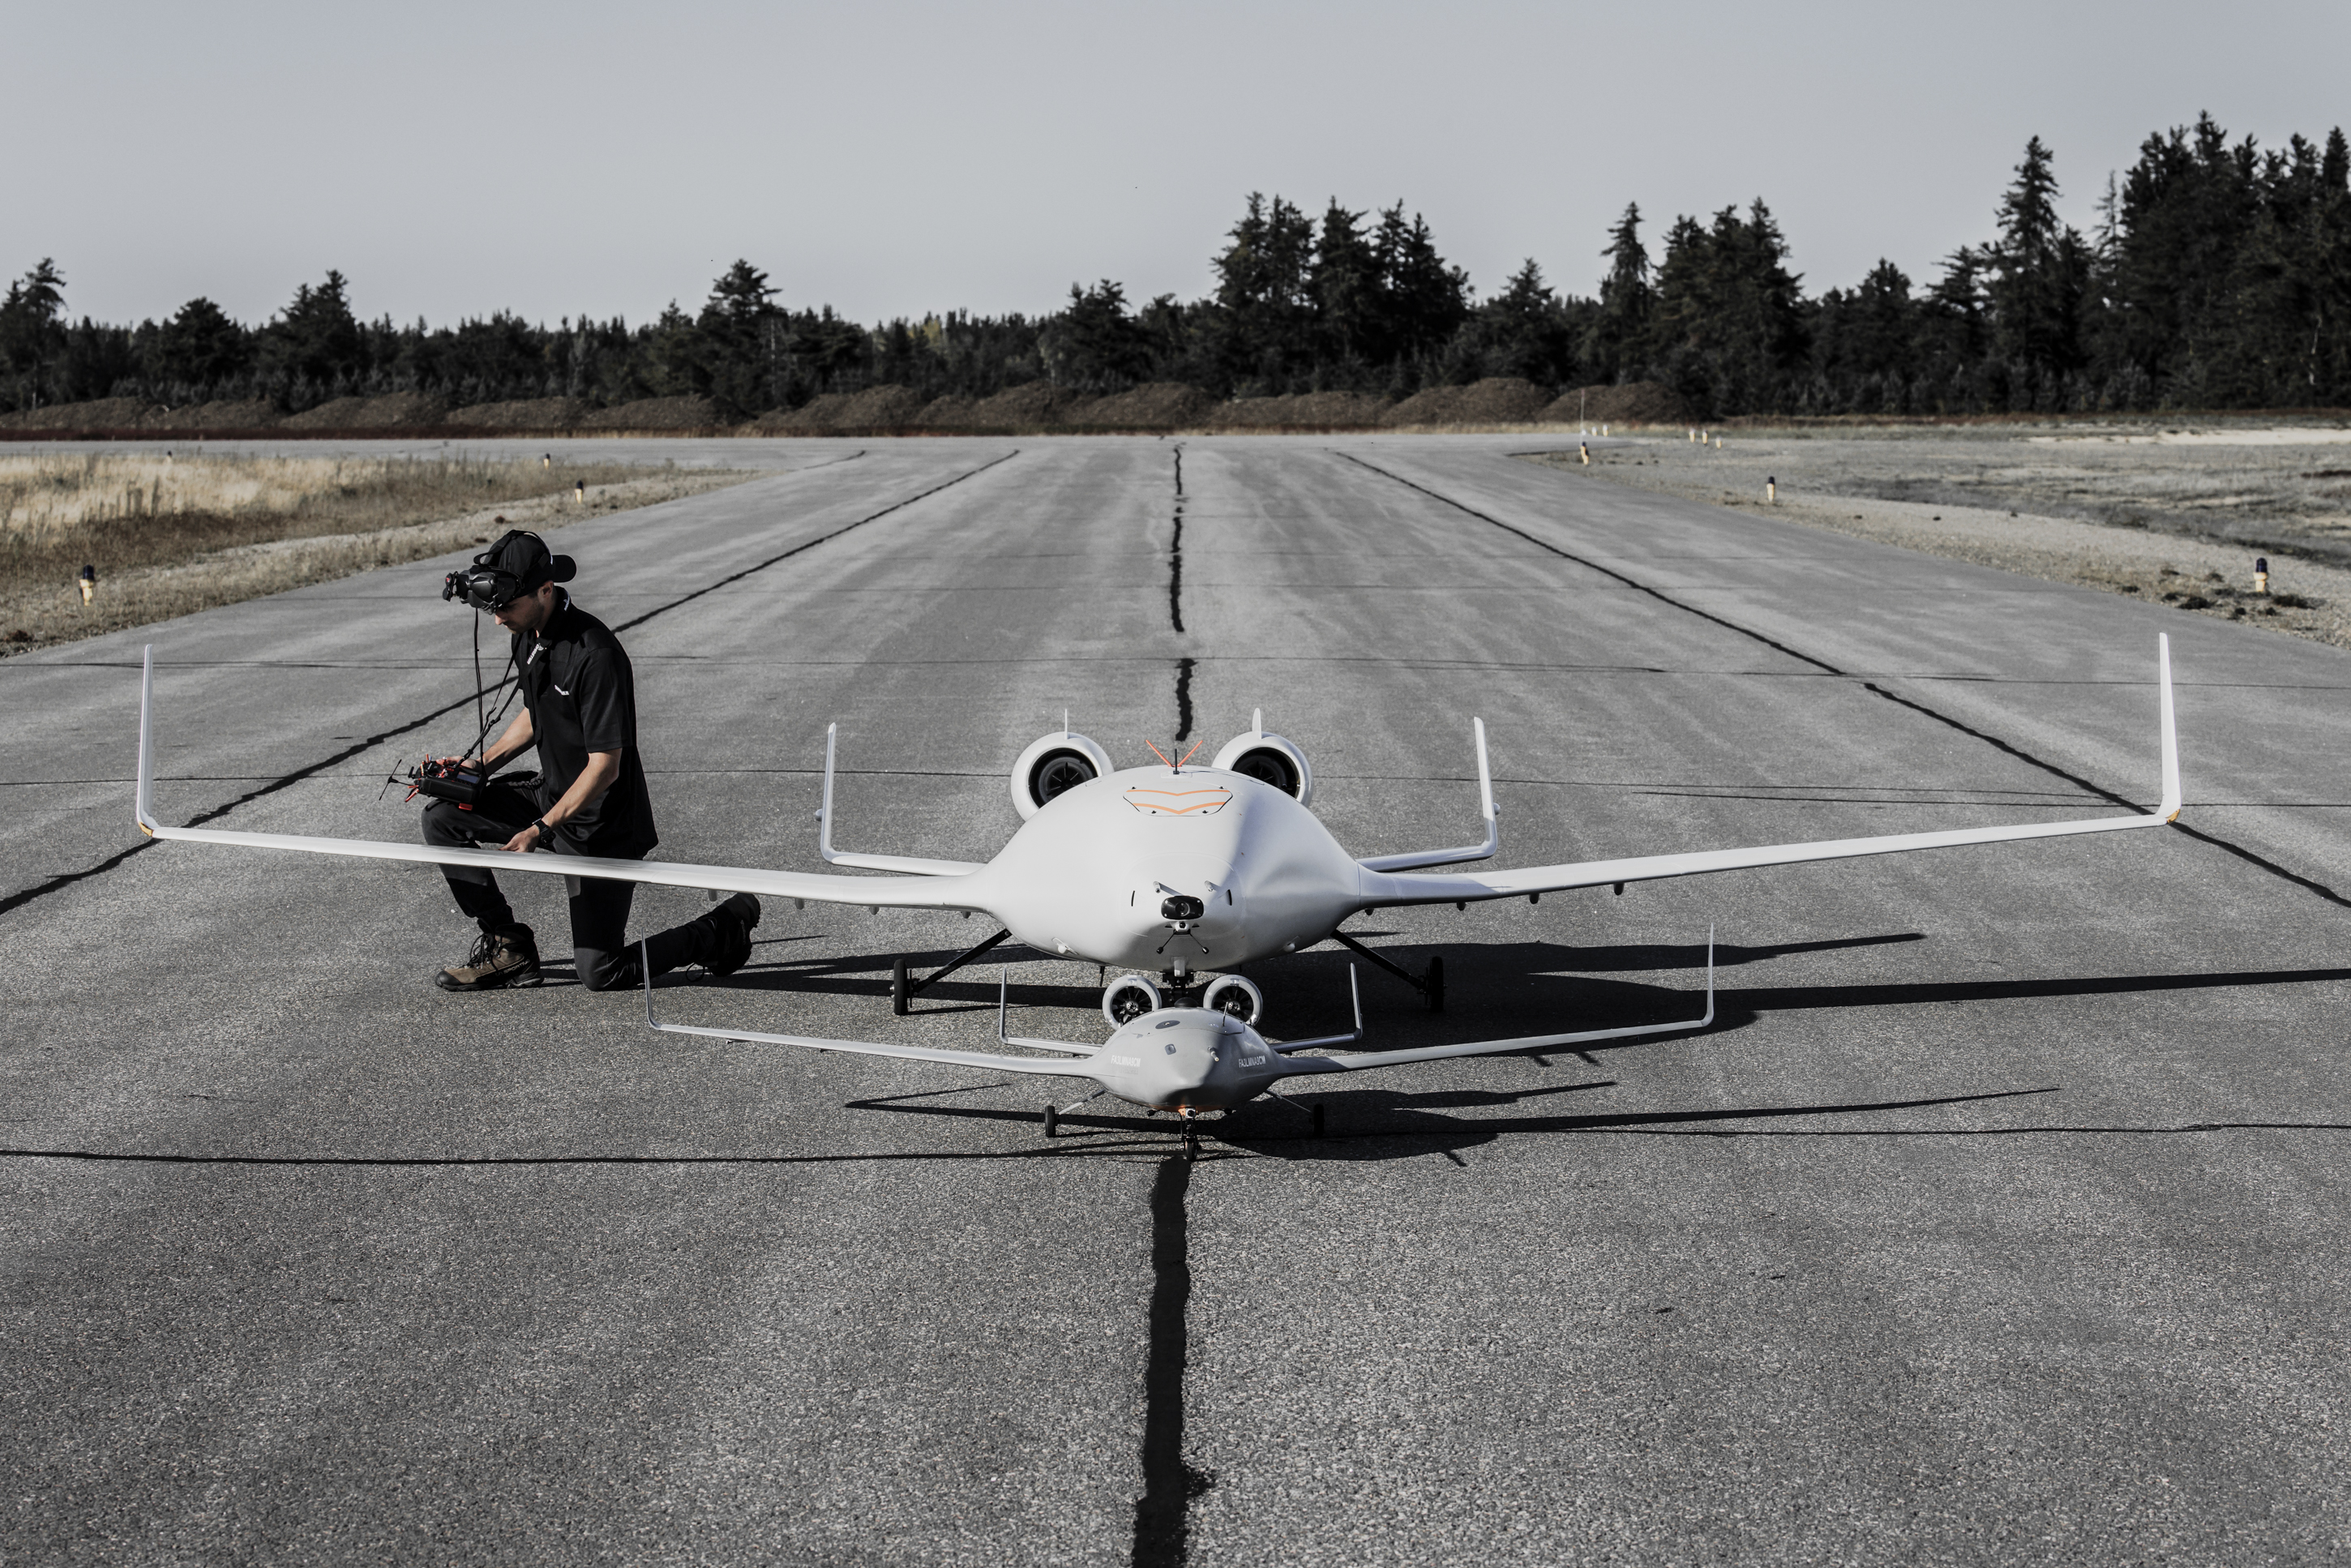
[697,259,783,413]
[1041,280,1149,390]
[149,297,251,392]
[1374,206,1471,375]
[1989,136,2089,401]
[0,259,68,409]
[1587,203,1652,381]
[1308,200,1379,370]
[259,270,363,404]
[1208,194,1317,391]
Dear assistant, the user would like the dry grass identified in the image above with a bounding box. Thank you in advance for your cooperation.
[1525,422,2351,652]
[0,453,755,653]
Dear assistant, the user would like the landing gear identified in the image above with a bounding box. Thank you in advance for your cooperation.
[1181,1119,1200,1162]
[890,928,1013,1015]
[1332,931,1444,1013]
[1264,1082,1325,1140]
[1042,1104,1059,1138]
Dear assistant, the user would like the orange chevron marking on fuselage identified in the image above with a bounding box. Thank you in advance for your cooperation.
[1124,787,1234,816]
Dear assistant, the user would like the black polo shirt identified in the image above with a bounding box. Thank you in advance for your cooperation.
[510,593,659,858]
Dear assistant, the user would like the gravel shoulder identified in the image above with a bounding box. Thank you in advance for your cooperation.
[1527,425,2351,653]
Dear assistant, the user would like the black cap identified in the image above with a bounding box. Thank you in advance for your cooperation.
[483,529,576,594]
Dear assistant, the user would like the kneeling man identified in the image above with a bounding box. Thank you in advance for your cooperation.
[423,529,758,992]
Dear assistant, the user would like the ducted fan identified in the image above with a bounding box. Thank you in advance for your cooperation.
[1009,726,1115,820]
[1210,710,1313,807]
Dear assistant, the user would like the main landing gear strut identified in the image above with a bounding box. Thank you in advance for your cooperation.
[1330,932,1444,1012]
[891,928,1013,1014]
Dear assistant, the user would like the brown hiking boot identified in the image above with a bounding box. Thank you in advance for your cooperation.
[435,925,542,992]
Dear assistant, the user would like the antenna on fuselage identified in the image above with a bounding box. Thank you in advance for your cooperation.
[1253,708,1263,739]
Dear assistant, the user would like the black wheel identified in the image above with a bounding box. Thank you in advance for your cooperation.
[1310,1103,1325,1138]
[891,958,911,1015]
[1043,1105,1060,1139]
[1424,953,1445,1013]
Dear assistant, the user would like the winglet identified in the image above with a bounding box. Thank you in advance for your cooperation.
[135,645,161,838]
[1700,924,1716,1028]
[817,722,841,860]
[641,937,658,1030]
[1347,962,1364,1041]
[1473,716,1497,835]
[2157,633,2182,822]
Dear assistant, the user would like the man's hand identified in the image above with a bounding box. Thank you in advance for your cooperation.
[500,823,542,854]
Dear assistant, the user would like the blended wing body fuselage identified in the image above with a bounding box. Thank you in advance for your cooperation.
[963,766,1367,971]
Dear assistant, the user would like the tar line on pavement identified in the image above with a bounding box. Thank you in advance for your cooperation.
[1336,450,2351,914]
[0,450,1017,923]
[1132,1153,1214,1567]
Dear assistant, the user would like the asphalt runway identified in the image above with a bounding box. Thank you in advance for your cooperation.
[5,435,2349,1564]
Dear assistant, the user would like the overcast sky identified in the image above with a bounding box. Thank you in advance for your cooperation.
[11,0,2349,330]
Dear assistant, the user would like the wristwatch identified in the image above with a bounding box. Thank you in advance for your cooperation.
[529,817,553,846]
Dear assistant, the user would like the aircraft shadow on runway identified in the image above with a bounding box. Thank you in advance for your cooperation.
[847,1083,2078,1164]
[703,928,1921,1025]
[692,931,2351,1054]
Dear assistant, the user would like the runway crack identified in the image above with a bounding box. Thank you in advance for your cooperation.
[1340,451,2351,912]
[1167,446,1186,634]
[1175,658,1196,743]
[1133,1154,1212,1566]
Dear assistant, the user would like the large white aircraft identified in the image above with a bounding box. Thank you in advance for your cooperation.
[135,635,2180,1132]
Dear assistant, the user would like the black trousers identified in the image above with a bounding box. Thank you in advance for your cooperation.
[422,778,713,991]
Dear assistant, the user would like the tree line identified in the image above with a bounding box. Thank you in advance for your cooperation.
[5,113,2348,422]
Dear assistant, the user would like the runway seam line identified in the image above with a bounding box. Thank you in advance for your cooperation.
[1339,451,2351,912]
[610,449,1017,632]
[0,452,1019,921]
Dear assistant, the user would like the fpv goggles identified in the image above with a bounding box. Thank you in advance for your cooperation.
[443,529,575,610]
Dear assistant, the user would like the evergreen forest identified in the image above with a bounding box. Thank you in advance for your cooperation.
[6,115,2349,422]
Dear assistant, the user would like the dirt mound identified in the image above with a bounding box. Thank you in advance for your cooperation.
[1214,391,1394,429]
[1068,383,1215,428]
[920,382,1088,429]
[753,385,934,431]
[156,399,284,430]
[278,392,449,430]
[0,397,166,431]
[577,396,726,431]
[445,397,592,430]
[1542,381,1691,426]
[910,395,980,427]
[1382,378,1556,428]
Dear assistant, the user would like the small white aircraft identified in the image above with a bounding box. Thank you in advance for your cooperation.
[640,944,1716,1158]
[134,636,2179,1142]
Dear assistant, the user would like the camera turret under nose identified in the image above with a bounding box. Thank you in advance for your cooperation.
[1160,894,1205,923]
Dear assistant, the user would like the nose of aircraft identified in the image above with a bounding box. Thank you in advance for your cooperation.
[1098,1009,1234,1109]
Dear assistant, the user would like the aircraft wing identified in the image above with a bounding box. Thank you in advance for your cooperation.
[1280,940,1714,1074]
[1364,635,2182,910]
[134,648,987,914]
[640,958,1099,1076]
